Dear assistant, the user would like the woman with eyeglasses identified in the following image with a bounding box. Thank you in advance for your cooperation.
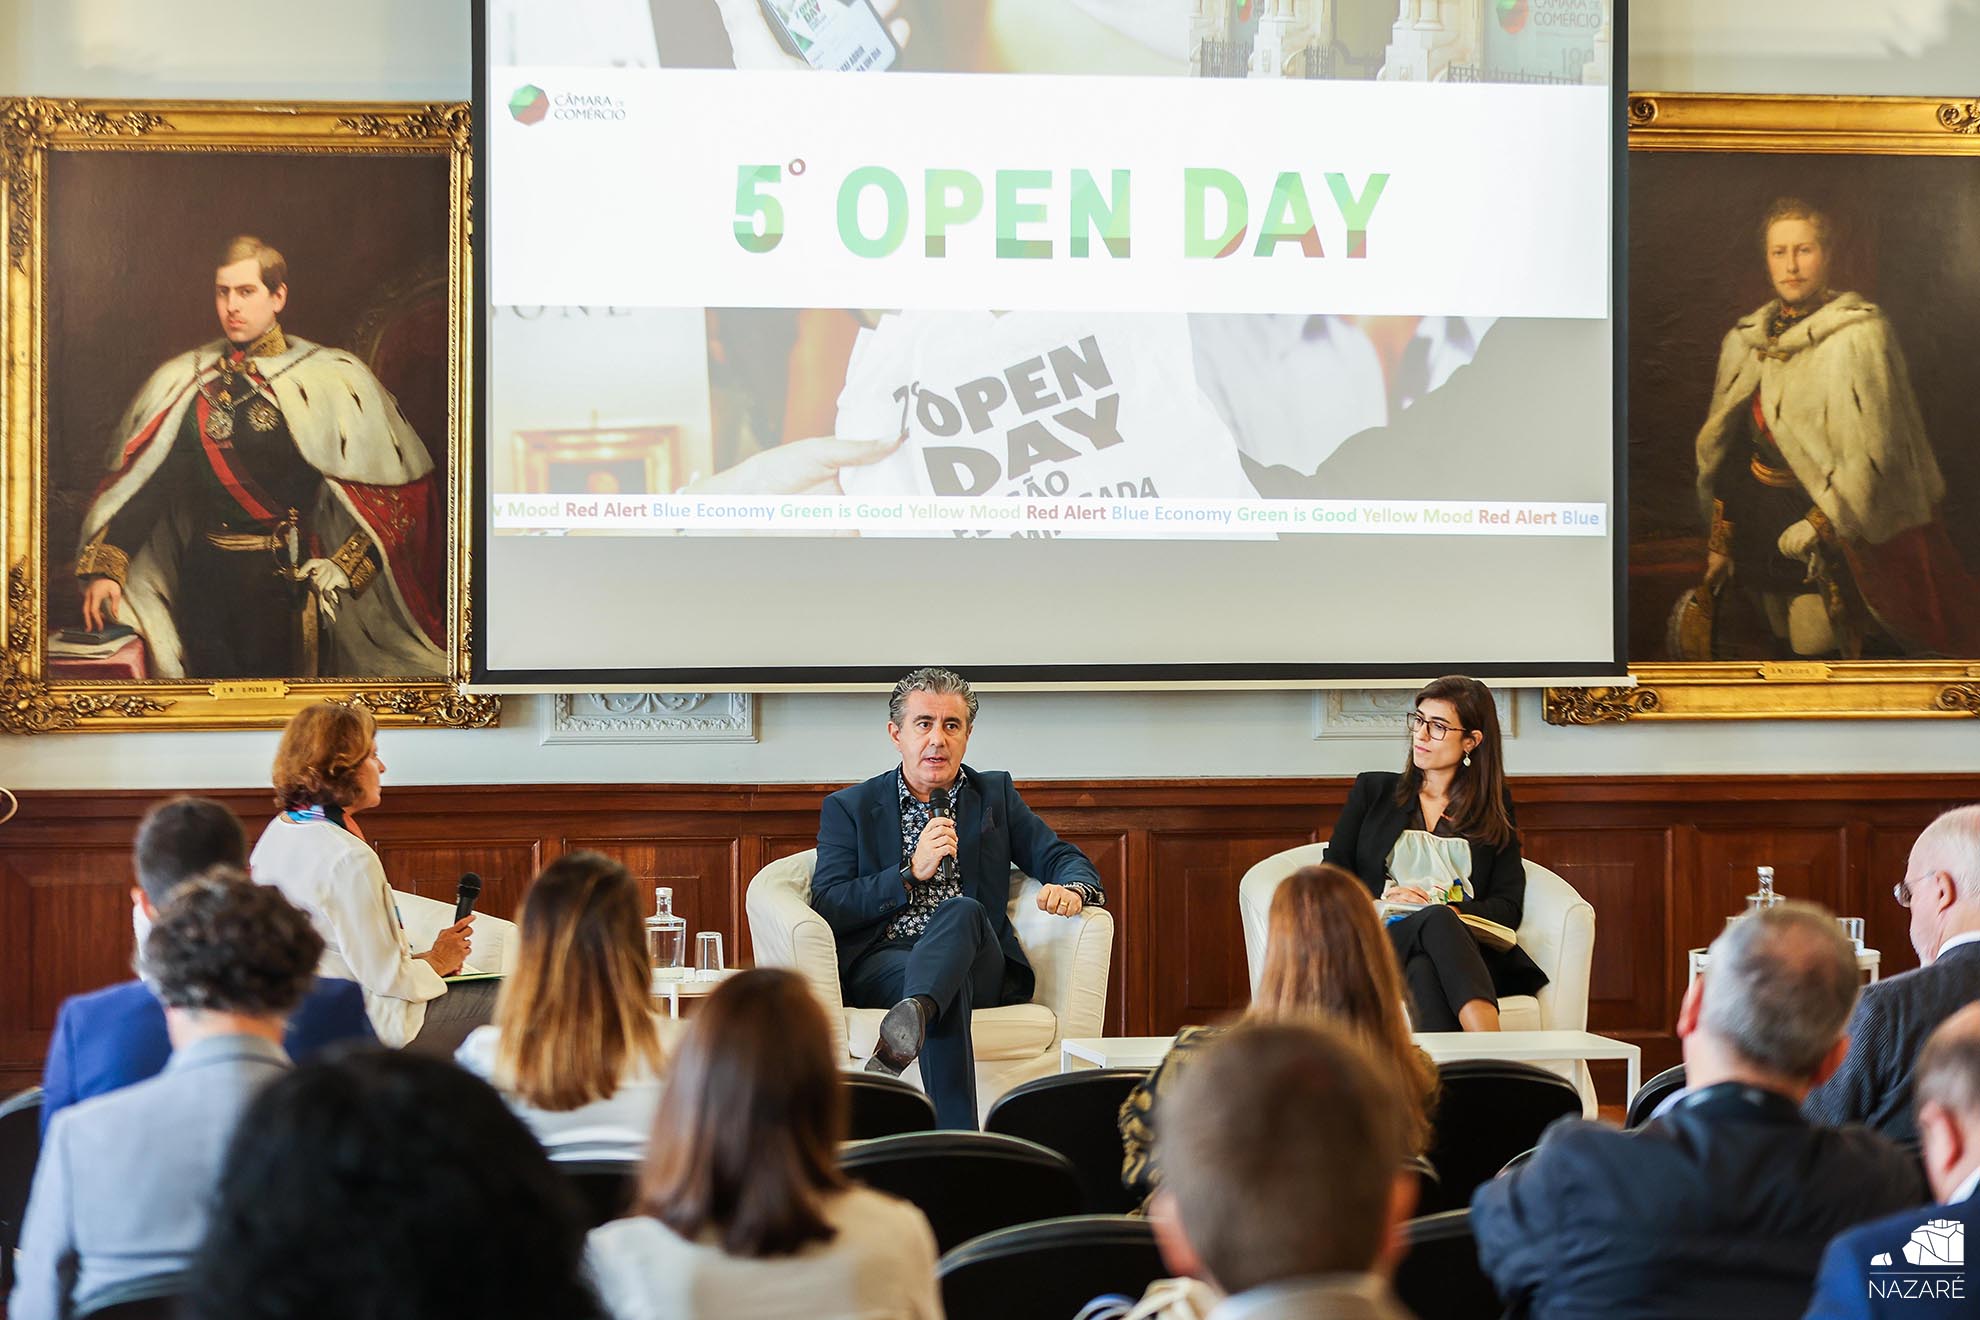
[1323,675,1546,1032]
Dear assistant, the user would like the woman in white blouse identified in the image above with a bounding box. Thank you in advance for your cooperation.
[251,702,477,1048]
[456,852,667,1160]
[586,969,941,1320]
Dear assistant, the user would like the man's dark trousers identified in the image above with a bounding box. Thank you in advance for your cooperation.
[846,895,1006,1129]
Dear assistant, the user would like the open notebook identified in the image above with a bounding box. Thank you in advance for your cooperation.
[1377,900,1517,952]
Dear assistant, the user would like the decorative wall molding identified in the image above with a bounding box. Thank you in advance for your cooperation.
[1313,688,1518,740]
[542,692,756,744]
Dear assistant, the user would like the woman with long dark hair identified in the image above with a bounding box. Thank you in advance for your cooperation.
[1325,674,1545,1032]
[585,969,940,1319]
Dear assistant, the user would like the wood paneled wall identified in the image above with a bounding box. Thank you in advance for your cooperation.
[5,775,1970,1097]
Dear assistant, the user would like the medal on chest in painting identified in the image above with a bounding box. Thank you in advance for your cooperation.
[206,403,235,440]
[246,398,279,432]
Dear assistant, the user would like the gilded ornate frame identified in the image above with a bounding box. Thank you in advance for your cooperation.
[1546,91,1980,724]
[0,99,497,732]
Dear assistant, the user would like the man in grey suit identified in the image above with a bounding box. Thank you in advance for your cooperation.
[10,868,325,1319]
[1150,1022,1419,1320]
[1806,804,1980,1140]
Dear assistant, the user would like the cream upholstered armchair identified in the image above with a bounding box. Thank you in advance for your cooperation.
[1237,841,1599,1111]
[746,849,1115,1123]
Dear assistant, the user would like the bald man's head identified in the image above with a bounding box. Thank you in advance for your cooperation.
[1904,805,1980,962]
[1914,1003,1980,1201]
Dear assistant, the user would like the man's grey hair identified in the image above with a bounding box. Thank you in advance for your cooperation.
[1700,901,1860,1079]
[1913,805,1980,909]
[888,668,977,727]
[1916,1003,1980,1121]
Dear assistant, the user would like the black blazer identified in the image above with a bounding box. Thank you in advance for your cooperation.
[1323,770,1545,997]
[1472,1083,1925,1320]
[811,764,1103,1005]
[1803,938,1980,1141]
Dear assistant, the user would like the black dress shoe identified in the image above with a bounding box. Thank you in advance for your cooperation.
[865,996,931,1075]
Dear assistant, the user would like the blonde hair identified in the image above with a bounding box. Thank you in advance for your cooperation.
[216,234,288,292]
[493,853,663,1111]
[1253,864,1437,1154]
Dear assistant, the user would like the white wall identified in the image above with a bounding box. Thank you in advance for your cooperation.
[4,0,1978,790]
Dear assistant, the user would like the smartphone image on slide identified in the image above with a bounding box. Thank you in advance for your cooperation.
[757,0,898,72]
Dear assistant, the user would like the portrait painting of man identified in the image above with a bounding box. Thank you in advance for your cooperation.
[75,235,446,679]
[1629,151,1980,666]
[41,148,456,685]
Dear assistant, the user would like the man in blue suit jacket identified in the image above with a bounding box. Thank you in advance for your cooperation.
[39,796,374,1137]
[1474,904,1923,1319]
[1807,1004,1980,1319]
[813,668,1102,1128]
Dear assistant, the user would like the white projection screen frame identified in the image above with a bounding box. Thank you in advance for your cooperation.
[470,0,1627,690]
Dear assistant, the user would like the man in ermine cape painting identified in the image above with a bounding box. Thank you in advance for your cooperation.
[1695,197,1980,661]
[74,235,446,680]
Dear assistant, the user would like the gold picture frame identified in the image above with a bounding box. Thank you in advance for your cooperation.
[0,99,497,731]
[1547,92,1980,724]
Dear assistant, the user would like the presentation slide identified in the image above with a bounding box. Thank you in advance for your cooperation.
[476,0,1620,684]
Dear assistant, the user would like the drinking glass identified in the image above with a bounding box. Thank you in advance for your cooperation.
[695,931,725,978]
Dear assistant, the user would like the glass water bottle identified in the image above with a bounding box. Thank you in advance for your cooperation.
[647,886,687,981]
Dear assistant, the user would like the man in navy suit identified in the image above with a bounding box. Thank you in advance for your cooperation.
[1808,1004,1980,1318]
[813,668,1103,1128]
[38,796,373,1137]
[1473,903,1923,1319]
[1806,805,1980,1141]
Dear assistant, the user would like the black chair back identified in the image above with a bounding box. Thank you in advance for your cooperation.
[846,1071,938,1140]
[938,1215,1165,1320]
[1421,1060,1582,1213]
[1,1086,45,1295]
[983,1068,1147,1214]
[1394,1209,1501,1320]
[1624,1064,1686,1129]
[840,1131,1083,1254]
[74,1270,190,1319]
[556,1158,642,1229]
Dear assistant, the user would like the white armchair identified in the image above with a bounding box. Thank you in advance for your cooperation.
[1237,842,1598,1110]
[746,849,1115,1123]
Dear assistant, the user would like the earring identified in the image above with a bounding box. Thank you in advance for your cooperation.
[1462,753,1472,767]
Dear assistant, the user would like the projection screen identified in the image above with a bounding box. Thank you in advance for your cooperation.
[473,0,1625,688]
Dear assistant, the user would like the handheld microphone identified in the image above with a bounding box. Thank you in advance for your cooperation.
[453,871,483,924]
[928,789,959,886]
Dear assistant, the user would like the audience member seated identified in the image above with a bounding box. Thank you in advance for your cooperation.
[1147,1021,1418,1320]
[11,871,322,1320]
[39,795,372,1138]
[1473,902,1925,1319]
[585,969,940,1320]
[1805,805,1980,1141]
[1120,864,1437,1210]
[456,852,667,1161]
[1807,1002,1980,1318]
[1326,674,1547,1034]
[251,701,487,1050]
[185,1048,603,1320]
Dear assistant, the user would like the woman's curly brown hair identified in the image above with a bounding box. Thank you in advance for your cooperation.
[272,702,377,810]
[145,866,324,1015]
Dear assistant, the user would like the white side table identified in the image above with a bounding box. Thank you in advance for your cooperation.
[652,968,738,1019]
[1689,946,1880,989]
